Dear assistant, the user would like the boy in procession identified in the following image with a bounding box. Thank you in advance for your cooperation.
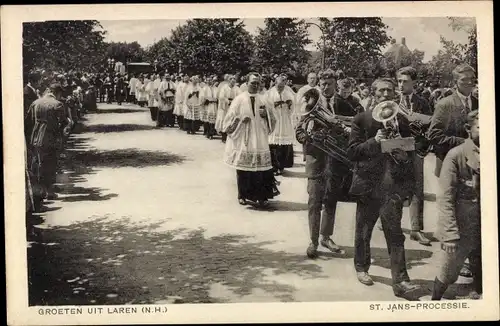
[432,110,482,300]
[157,74,177,128]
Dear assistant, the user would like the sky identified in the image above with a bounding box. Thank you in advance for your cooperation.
[98,17,473,62]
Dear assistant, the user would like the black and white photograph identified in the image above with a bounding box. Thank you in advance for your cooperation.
[3,2,498,324]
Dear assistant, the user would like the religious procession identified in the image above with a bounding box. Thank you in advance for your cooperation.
[23,17,482,305]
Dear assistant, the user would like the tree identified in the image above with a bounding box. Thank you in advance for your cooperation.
[147,19,254,76]
[106,41,146,64]
[448,17,477,71]
[23,20,107,75]
[319,18,390,78]
[251,18,311,77]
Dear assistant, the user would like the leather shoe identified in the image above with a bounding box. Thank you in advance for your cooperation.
[468,291,481,300]
[238,199,247,205]
[393,281,420,297]
[459,265,473,278]
[410,231,431,246]
[306,243,318,259]
[320,237,341,253]
[356,272,374,286]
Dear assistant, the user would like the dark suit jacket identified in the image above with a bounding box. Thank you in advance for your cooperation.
[427,91,478,176]
[334,95,364,116]
[405,92,433,116]
[435,139,480,243]
[346,110,415,199]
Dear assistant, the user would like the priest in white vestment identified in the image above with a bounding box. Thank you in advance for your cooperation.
[135,76,148,107]
[128,74,139,104]
[183,75,203,134]
[146,74,159,121]
[199,76,210,135]
[267,75,296,175]
[201,75,219,139]
[215,75,241,143]
[294,72,319,127]
[222,72,279,208]
[174,74,190,130]
[157,74,177,127]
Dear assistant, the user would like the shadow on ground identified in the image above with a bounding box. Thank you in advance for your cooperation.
[93,108,148,114]
[82,124,156,133]
[27,217,324,306]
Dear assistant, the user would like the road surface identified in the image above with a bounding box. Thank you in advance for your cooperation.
[27,102,475,306]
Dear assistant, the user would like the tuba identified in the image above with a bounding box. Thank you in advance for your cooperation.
[300,88,353,171]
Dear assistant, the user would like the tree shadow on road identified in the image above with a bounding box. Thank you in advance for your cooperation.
[27,216,325,306]
[317,246,433,271]
[82,124,156,133]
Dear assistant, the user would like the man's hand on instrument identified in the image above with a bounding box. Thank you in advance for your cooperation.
[259,107,267,118]
[375,129,388,143]
[441,241,458,253]
[311,131,327,142]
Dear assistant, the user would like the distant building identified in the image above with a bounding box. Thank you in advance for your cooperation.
[381,37,412,70]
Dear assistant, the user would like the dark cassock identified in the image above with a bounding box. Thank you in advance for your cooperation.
[222,85,279,207]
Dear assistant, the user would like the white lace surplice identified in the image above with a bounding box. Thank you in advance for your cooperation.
[267,87,295,145]
[183,84,203,120]
[223,92,276,172]
[215,85,241,132]
[174,82,187,116]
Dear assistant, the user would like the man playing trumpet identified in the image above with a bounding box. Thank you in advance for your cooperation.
[347,78,421,297]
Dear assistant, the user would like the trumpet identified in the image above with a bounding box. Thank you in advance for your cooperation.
[372,101,415,164]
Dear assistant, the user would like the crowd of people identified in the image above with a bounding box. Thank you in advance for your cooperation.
[24,61,480,301]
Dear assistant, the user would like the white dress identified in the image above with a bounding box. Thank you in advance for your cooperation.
[223,92,276,172]
[267,86,295,145]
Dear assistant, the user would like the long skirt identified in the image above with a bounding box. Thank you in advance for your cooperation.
[157,110,174,127]
[269,144,294,170]
[236,169,280,202]
[150,107,159,121]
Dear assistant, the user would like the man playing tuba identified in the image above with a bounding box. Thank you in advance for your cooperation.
[295,69,355,259]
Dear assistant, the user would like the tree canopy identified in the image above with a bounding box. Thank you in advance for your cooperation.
[23,20,106,75]
[146,19,254,76]
[319,18,391,78]
[106,41,146,64]
[251,18,311,77]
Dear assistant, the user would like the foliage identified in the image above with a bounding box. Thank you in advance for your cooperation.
[251,18,312,78]
[106,41,146,64]
[146,19,254,76]
[319,18,391,78]
[23,20,106,76]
